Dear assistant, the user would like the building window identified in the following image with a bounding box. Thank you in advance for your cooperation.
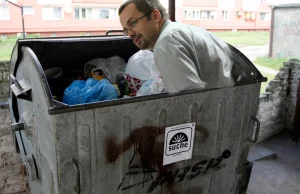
[42,7,63,20]
[1,34,7,38]
[74,8,117,19]
[222,11,229,20]
[236,11,242,18]
[200,10,216,20]
[184,10,197,20]
[100,9,109,18]
[74,8,92,19]
[23,6,34,15]
[260,12,266,20]
[260,12,270,21]
[244,11,255,21]
[184,9,215,20]
[74,8,79,18]
[52,33,56,37]
[0,6,9,20]
[260,0,266,3]
[200,11,208,19]
[99,8,117,19]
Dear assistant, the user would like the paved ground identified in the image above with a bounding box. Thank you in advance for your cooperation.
[255,65,278,75]
[235,45,269,61]
[246,132,300,194]
[235,44,279,75]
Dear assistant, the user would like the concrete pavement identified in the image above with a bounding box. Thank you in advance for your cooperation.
[234,44,279,75]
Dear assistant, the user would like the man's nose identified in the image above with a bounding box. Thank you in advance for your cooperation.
[127,29,136,38]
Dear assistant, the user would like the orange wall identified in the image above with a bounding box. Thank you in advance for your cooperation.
[0,0,122,34]
[183,10,270,30]
[181,0,271,31]
[72,0,123,4]
[0,0,271,36]
[259,3,271,10]
[183,0,218,7]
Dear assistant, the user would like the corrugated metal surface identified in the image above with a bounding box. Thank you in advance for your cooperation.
[53,84,259,194]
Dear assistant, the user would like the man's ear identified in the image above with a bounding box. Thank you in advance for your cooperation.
[152,9,162,22]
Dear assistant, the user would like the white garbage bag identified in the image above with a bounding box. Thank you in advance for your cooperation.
[124,50,164,96]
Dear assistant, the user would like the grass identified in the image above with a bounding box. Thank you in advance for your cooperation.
[213,31,270,46]
[254,56,300,93]
[0,44,14,61]
[254,56,292,71]
[259,71,276,94]
[0,34,41,61]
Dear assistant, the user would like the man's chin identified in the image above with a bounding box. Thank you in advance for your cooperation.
[135,43,146,50]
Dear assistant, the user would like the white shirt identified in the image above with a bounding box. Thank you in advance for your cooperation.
[153,20,234,93]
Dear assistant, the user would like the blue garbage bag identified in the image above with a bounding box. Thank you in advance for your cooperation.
[63,78,118,105]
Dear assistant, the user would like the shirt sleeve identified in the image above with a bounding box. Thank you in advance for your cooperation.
[154,32,206,93]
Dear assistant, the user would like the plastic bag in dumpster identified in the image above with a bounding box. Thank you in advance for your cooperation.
[137,76,164,96]
[125,50,163,96]
[63,78,118,105]
[84,56,126,84]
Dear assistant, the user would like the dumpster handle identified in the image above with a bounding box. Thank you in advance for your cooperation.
[250,117,260,144]
[106,30,125,36]
[10,74,23,91]
[11,122,25,132]
[71,158,80,194]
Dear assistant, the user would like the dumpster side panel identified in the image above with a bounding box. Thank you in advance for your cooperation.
[13,48,59,194]
[55,84,259,194]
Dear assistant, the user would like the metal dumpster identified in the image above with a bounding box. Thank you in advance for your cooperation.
[8,35,266,194]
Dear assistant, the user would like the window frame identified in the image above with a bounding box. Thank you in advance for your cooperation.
[222,10,229,21]
[42,6,64,20]
[184,9,216,20]
[0,6,10,20]
[23,6,34,15]
[74,7,117,20]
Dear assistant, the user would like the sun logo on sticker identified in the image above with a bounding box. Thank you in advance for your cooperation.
[172,134,186,144]
[169,133,189,145]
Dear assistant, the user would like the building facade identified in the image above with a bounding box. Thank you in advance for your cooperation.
[0,0,274,37]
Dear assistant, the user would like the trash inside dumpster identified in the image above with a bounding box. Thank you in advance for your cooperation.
[8,35,266,194]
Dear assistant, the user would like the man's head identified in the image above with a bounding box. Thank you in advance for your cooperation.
[119,0,169,50]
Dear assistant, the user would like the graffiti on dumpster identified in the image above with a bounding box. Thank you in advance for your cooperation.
[119,150,231,193]
[105,126,231,193]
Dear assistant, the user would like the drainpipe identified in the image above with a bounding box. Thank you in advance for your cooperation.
[269,6,275,58]
[5,0,25,38]
[169,0,175,21]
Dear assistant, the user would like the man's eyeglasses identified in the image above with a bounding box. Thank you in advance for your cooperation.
[123,11,152,36]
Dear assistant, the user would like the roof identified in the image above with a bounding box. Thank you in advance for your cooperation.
[270,3,300,8]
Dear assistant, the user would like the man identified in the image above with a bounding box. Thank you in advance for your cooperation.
[119,0,234,93]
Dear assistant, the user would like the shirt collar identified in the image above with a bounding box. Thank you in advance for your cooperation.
[159,20,172,35]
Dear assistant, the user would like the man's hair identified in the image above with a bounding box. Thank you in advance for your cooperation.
[119,0,170,20]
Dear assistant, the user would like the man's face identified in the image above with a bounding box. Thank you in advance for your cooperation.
[119,3,160,50]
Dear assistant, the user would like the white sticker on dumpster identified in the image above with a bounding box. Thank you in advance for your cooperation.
[163,123,195,166]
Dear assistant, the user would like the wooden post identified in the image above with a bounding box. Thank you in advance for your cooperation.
[169,0,175,21]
